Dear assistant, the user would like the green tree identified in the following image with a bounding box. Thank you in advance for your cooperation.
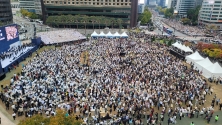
[117,18,123,29]
[67,14,73,28]
[81,15,89,35]
[110,18,116,30]
[140,7,152,25]
[90,16,97,30]
[187,5,201,25]
[74,15,81,30]
[164,8,174,18]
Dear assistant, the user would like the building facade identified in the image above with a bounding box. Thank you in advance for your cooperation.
[19,0,36,13]
[0,0,13,24]
[157,0,165,7]
[199,0,222,29]
[43,0,138,28]
[175,0,195,17]
[138,4,145,14]
[195,0,203,7]
[167,0,177,9]
[34,0,43,15]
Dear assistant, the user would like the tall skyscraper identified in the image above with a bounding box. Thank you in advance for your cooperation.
[199,0,222,29]
[157,0,166,7]
[167,0,177,8]
[195,0,203,7]
[175,0,195,17]
[43,0,138,28]
[0,0,13,24]
[19,0,36,13]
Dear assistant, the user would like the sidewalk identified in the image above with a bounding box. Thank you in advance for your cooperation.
[0,105,18,125]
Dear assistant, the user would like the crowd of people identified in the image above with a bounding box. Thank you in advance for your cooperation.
[0,33,221,125]
[162,19,205,37]
[0,43,34,61]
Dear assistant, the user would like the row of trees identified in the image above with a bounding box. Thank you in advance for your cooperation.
[185,5,201,25]
[46,15,124,30]
[18,109,82,125]
[20,9,39,19]
[197,42,222,59]
[138,7,152,25]
[157,6,174,18]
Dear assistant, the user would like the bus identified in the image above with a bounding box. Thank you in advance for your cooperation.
[163,26,173,35]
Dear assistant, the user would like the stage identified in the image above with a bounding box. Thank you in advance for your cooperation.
[0,46,38,73]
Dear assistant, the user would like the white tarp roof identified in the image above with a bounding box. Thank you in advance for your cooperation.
[99,31,105,37]
[106,31,113,37]
[114,32,121,37]
[91,31,99,37]
[172,42,193,52]
[194,57,214,71]
[186,51,205,64]
[120,32,128,37]
[203,62,222,78]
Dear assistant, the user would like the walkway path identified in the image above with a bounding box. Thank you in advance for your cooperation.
[0,105,17,125]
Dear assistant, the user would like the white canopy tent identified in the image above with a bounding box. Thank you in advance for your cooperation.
[185,51,205,64]
[91,31,99,37]
[202,62,222,78]
[113,32,121,38]
[194,57,214,71]
[120,32,128,38]
[98,31,106,37]
[105,31,114,38]
[172,42,193,52]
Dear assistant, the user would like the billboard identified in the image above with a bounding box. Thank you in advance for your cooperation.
[0,24,20,53]
[0,24,19,43]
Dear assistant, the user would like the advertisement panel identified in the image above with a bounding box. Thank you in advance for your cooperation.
[0,24,20,53]
[5,24,19,42]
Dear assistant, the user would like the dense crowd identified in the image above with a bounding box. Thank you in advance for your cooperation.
[162,19,205,37]
[0,33,222,125]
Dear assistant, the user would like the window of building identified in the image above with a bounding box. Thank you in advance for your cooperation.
[113,0,115,2]
[109,3,111,5]
[64,2,66,4]
[121,0,123,2]
[76,2,79,4]
[105,3,107,5]
[101,3,103,5]
[47,1,49,3]
[215,1,221,3]
[117,3,119,5]
[121,3,123,5]
[51,1,54,3]
[117,0,119,2]
[113,3,115,5]
[55,1,58,4]
[125,3,127,5]
[68,2,70,4]
[60,1,62,4]
[97,3,99,5]
[72,2,74,4]
[93,2,95,5]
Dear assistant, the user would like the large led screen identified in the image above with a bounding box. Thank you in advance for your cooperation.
[5,25,19,41]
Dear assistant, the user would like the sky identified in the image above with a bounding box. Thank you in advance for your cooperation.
[139,0,169,5]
